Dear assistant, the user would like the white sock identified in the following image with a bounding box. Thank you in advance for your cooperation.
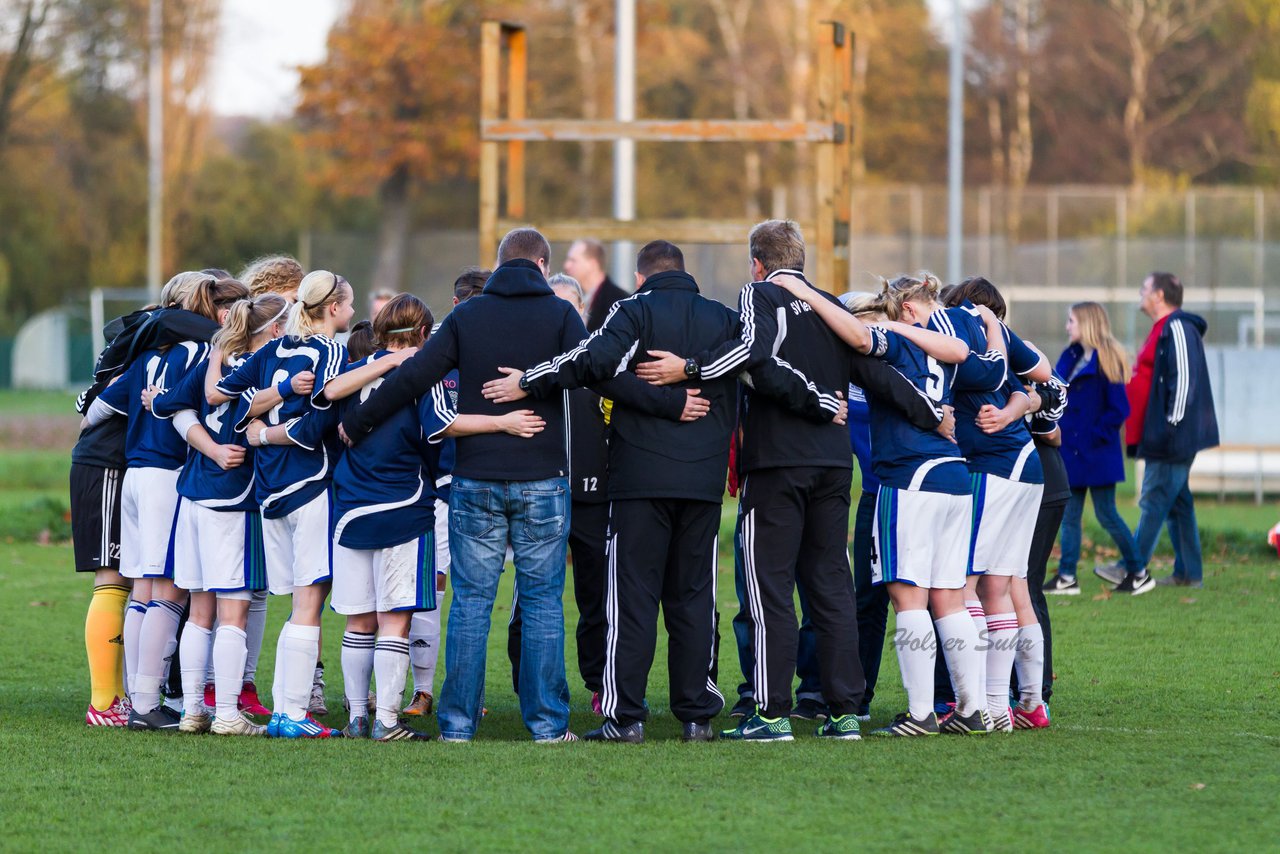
[213,625,248,722]
[132,600,184,714]
[204,618,217,687]
[244,589,269,684]
[374,636,411,728]
[985,612,1019,720]
[123,598,147,698]
[935,610,982,716]
[1014,622,1045,710]
[179,624,212,716]
[281,623,320,721]
[341,631,376,717]
[271,620,290,713]
[894,609,937,720]
[966,599,987,706]
[409,609,441,695]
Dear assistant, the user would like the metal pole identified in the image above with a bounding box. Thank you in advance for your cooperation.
[147,0,163,302]
[946,0,965,283]
[612,0,636,286]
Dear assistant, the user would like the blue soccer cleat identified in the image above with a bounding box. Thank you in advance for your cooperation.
[274,714,336,739]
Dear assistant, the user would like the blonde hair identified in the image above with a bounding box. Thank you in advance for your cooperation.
[842,291,887,321]
[240,255,305,297]
[158,271,215,309]
[879,272,941,321]
[1071,301,1131,383]
[184,277,249,322]
[287,270,350,339]
[213,293,289,361]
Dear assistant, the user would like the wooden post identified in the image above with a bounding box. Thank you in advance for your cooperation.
[479,21,503,266]
[833,24,852,293]
[814,22,839,294]
[505,25,527,221]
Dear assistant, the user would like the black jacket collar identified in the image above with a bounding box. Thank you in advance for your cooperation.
[637,270,699,294]
[482,258,554,297]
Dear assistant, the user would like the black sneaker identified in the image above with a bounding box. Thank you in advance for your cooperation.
[791,697,829,721]
[729,695,756,718]
[128,705,181,732]
[371,719,430,742]
[1043,573,1081,595]
[870,711,939,737]
[941,708,993,734]
[1114,572,1156,596]
[583,720,644,743]
[681,720,714,742]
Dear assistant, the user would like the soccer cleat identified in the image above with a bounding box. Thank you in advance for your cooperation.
[815,714,862,740]
[870,712,939,737]
[590,691,604,717]
[791,697,829,721]
[267,712,281,738]
[372,720,430,742]
[203,682,216,710]
[85,696,131,728]
[989,709,1015,732]
[211,712,267,736]
[583,720,644,743]
[1013,704,1051,729]
[1043,574,1081,595]
[729,695,756,718]
[934,701,957,729]
[1114,572,1156,596]
[274,714,337,739]
[128,705,182,732]
[402,691,434,717]
[721,711,794,743]
[179,711,212,734]
[941,708,993,735]
[308,666,328,716]
[341,715,370,739]
[682,721,714,742]
[534,731,580,744]
[238,682,271,717]
[1093,562,1126,585]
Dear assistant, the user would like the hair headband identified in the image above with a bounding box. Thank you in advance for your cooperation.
[253,301,290,334]
[301,274,341,310]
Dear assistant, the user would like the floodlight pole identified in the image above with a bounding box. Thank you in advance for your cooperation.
[947,0,964,284]
[147,0,163,301]
[612,0,636,285]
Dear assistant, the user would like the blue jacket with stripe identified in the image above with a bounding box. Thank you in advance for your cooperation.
[1136,310,1219,463]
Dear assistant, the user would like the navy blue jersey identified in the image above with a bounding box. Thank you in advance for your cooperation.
[217,335,346,519]
[847,383,878,492]
[331,351,451,550]
[865,327,969,495]
[434,369,459,502]
[951,325,1044,484]
[931,303,1008,398]
[98,342,209,470]
[152,358,256,511]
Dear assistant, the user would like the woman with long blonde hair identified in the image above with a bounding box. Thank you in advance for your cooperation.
[1045,302,1139,595]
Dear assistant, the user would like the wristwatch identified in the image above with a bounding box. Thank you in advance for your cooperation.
[684,358,700,380]
[518,373,530,392]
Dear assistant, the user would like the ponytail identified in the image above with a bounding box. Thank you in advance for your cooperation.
[212,293,289,361]
[879,272,941,321]
[184,277,249,322]
[287,270,350,339]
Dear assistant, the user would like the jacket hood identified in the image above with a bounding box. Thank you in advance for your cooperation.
[1164,309,1208,336]
[638,270,699,294]
[482,258,554,297]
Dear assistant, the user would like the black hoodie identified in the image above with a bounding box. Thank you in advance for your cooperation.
[343,259,684,483]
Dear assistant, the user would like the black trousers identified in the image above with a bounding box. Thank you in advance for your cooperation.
[508,500,609,694]
[602,497,724,726]
[738,466,864,718]
[852,488,890,714]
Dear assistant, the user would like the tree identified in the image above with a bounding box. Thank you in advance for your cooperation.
[0,0,55,153]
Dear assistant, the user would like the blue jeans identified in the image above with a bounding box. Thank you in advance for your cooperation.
[1133,460,1203,582]
[439,477,571,741]
[1057,485,1141,578]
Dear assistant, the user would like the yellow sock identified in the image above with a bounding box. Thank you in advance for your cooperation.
[86,584,129,710]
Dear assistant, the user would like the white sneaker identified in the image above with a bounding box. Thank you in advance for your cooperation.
[1093,562,1126,586]
[211,712,267,736]
[535,731,580,744]
[179,711,212,734]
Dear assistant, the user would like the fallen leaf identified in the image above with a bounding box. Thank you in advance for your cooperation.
[1190,783,1206,791]
[29,601,52,607]
[1180,597,1197,604]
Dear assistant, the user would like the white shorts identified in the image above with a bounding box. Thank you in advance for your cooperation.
[119,467,180,580]
[969,474,1044,577]
[261,490,333,595]
[171,498,264,599]
[434,498,450,577]
[872,485,971,589]
[331,532,437,615]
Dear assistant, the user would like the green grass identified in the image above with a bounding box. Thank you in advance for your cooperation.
[2,529,1279,850]
[0,388,80,416]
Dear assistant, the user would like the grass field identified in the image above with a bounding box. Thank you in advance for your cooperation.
[1,390,1278,850]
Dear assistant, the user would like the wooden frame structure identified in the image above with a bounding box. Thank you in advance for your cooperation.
[479,20,853,293]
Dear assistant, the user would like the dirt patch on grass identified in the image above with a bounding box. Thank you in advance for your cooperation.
[0,415,79,451]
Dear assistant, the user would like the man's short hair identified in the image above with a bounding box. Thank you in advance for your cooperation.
[497,228,551,267]
[1149,271,1183,308]
[573,238,607,270]
[636,240,685,278]
[454,266,490,302]
[749,220,805,275]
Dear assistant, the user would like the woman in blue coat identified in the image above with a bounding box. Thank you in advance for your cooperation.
[1045,302,1140,594]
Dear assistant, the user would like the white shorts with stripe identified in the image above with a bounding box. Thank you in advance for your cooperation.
[872,485,971,589]
[331,532,437,615]
[261,489,333,595]
[171,497,266,599]
[969,473,1044,577]
[434,498,450,577]
[119,467,180,580]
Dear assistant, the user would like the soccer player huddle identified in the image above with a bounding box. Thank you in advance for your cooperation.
[73,220,1066,743]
